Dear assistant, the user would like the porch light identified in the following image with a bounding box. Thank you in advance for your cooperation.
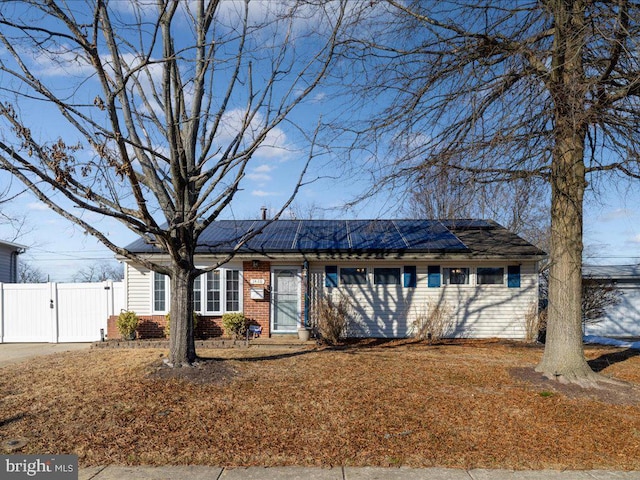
[252,260,260,268]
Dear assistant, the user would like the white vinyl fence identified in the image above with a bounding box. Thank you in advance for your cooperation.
[0,281,124,343]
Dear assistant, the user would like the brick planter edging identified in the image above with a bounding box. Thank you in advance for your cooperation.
[92,339,248,349]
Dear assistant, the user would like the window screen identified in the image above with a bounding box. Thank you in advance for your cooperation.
[374,267,401,285]
[444,267,470,285]
[340,267,367,285]
[477,267,504,285]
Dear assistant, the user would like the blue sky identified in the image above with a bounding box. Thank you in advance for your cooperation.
[0,1,639,281]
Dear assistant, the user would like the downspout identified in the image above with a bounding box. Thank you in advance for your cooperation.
[10,247,25,283]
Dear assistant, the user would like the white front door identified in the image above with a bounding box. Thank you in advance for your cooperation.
[272,267,301,333]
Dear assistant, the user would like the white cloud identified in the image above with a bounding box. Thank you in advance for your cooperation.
[27,202,50,211]
[629,234,640,244]
[252,190,278,197]
[246,164,276,182]
[108,0,157,16]
[247,172,272,182]
[255,164,275,173]
[599,208,634,222]
[216,109,293,160]
[24,44,94,77]
[311,92,327,103]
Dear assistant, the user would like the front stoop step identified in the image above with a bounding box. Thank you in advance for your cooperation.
[249,337,317,349]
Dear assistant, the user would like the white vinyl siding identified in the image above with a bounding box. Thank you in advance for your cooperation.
[311,261,538,339]
[583,283,640,337]
[126,263,152,314]
[0,244,17,283]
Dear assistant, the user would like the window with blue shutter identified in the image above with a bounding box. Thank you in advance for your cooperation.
[428,265,441,288]
[508,265,521,288]
[403,266,417,288]
[325,265,338,288]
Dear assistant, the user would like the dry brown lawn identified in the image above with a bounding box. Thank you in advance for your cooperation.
[2,339,640,470]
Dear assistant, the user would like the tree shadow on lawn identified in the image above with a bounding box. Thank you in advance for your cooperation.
[148,348,318,385]
[511,347,640,406]
[588,347,640,373]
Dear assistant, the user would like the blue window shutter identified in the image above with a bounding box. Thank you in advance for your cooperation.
[403,266,417,288]
[428,265,441,288]
[508,265,521,288]
[325,266,338,288]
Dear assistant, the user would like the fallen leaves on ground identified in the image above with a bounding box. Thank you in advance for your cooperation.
[2,339,640,470]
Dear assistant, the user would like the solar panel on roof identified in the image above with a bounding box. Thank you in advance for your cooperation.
[348,220,408,250]
[198,220,259,251]
[246,220,299,250]
[295,220,350,250]
[394,220,467,250]
[186,218,469,253]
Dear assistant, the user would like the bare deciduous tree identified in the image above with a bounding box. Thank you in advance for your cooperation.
[18,261,47,283]
[0,1,347,366]
[538,270,622,340]
[72,261,123,283]
[340,0,640,386]
[404,168,549,250]
[582,277,622,326]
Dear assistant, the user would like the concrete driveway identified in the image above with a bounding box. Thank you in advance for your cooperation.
[0,343,92,367]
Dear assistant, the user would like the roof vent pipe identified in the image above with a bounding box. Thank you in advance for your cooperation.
[261,206,267,220]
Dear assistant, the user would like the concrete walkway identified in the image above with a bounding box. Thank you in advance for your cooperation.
[80,466,640,479]
[0,343,91,367]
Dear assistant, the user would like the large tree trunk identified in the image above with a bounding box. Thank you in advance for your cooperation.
[535,130,596,386]
[535,0,602,387]
[167,262,197,367]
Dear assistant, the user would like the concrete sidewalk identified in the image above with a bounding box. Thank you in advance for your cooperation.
[80,466,640,479]
[0,343,91,367]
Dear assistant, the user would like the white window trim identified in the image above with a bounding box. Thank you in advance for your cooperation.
[339,266,369,286]
[442,266,471,286]
[441,265,513,287]
[151,266,244,315]
[476,266,506,286]
[373,267,402,286]
[152,271,169,314]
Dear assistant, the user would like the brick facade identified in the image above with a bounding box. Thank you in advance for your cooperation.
[242,260,272,337]
[107,314,223,340]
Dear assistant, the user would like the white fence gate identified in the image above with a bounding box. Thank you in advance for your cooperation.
[0,281,124,343]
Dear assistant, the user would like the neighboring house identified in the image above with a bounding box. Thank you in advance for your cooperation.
[112,219,546,340]
[583,264,640,338]
[0,240,25,283]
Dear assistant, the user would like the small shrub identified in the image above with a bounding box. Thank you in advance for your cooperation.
[537,307,548,343]
[222,312,247,339]
[315,293,352,345]
[164,312,199,338]
[524,302,540,343]
[412,302,453,342]
[116,310,139,340]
